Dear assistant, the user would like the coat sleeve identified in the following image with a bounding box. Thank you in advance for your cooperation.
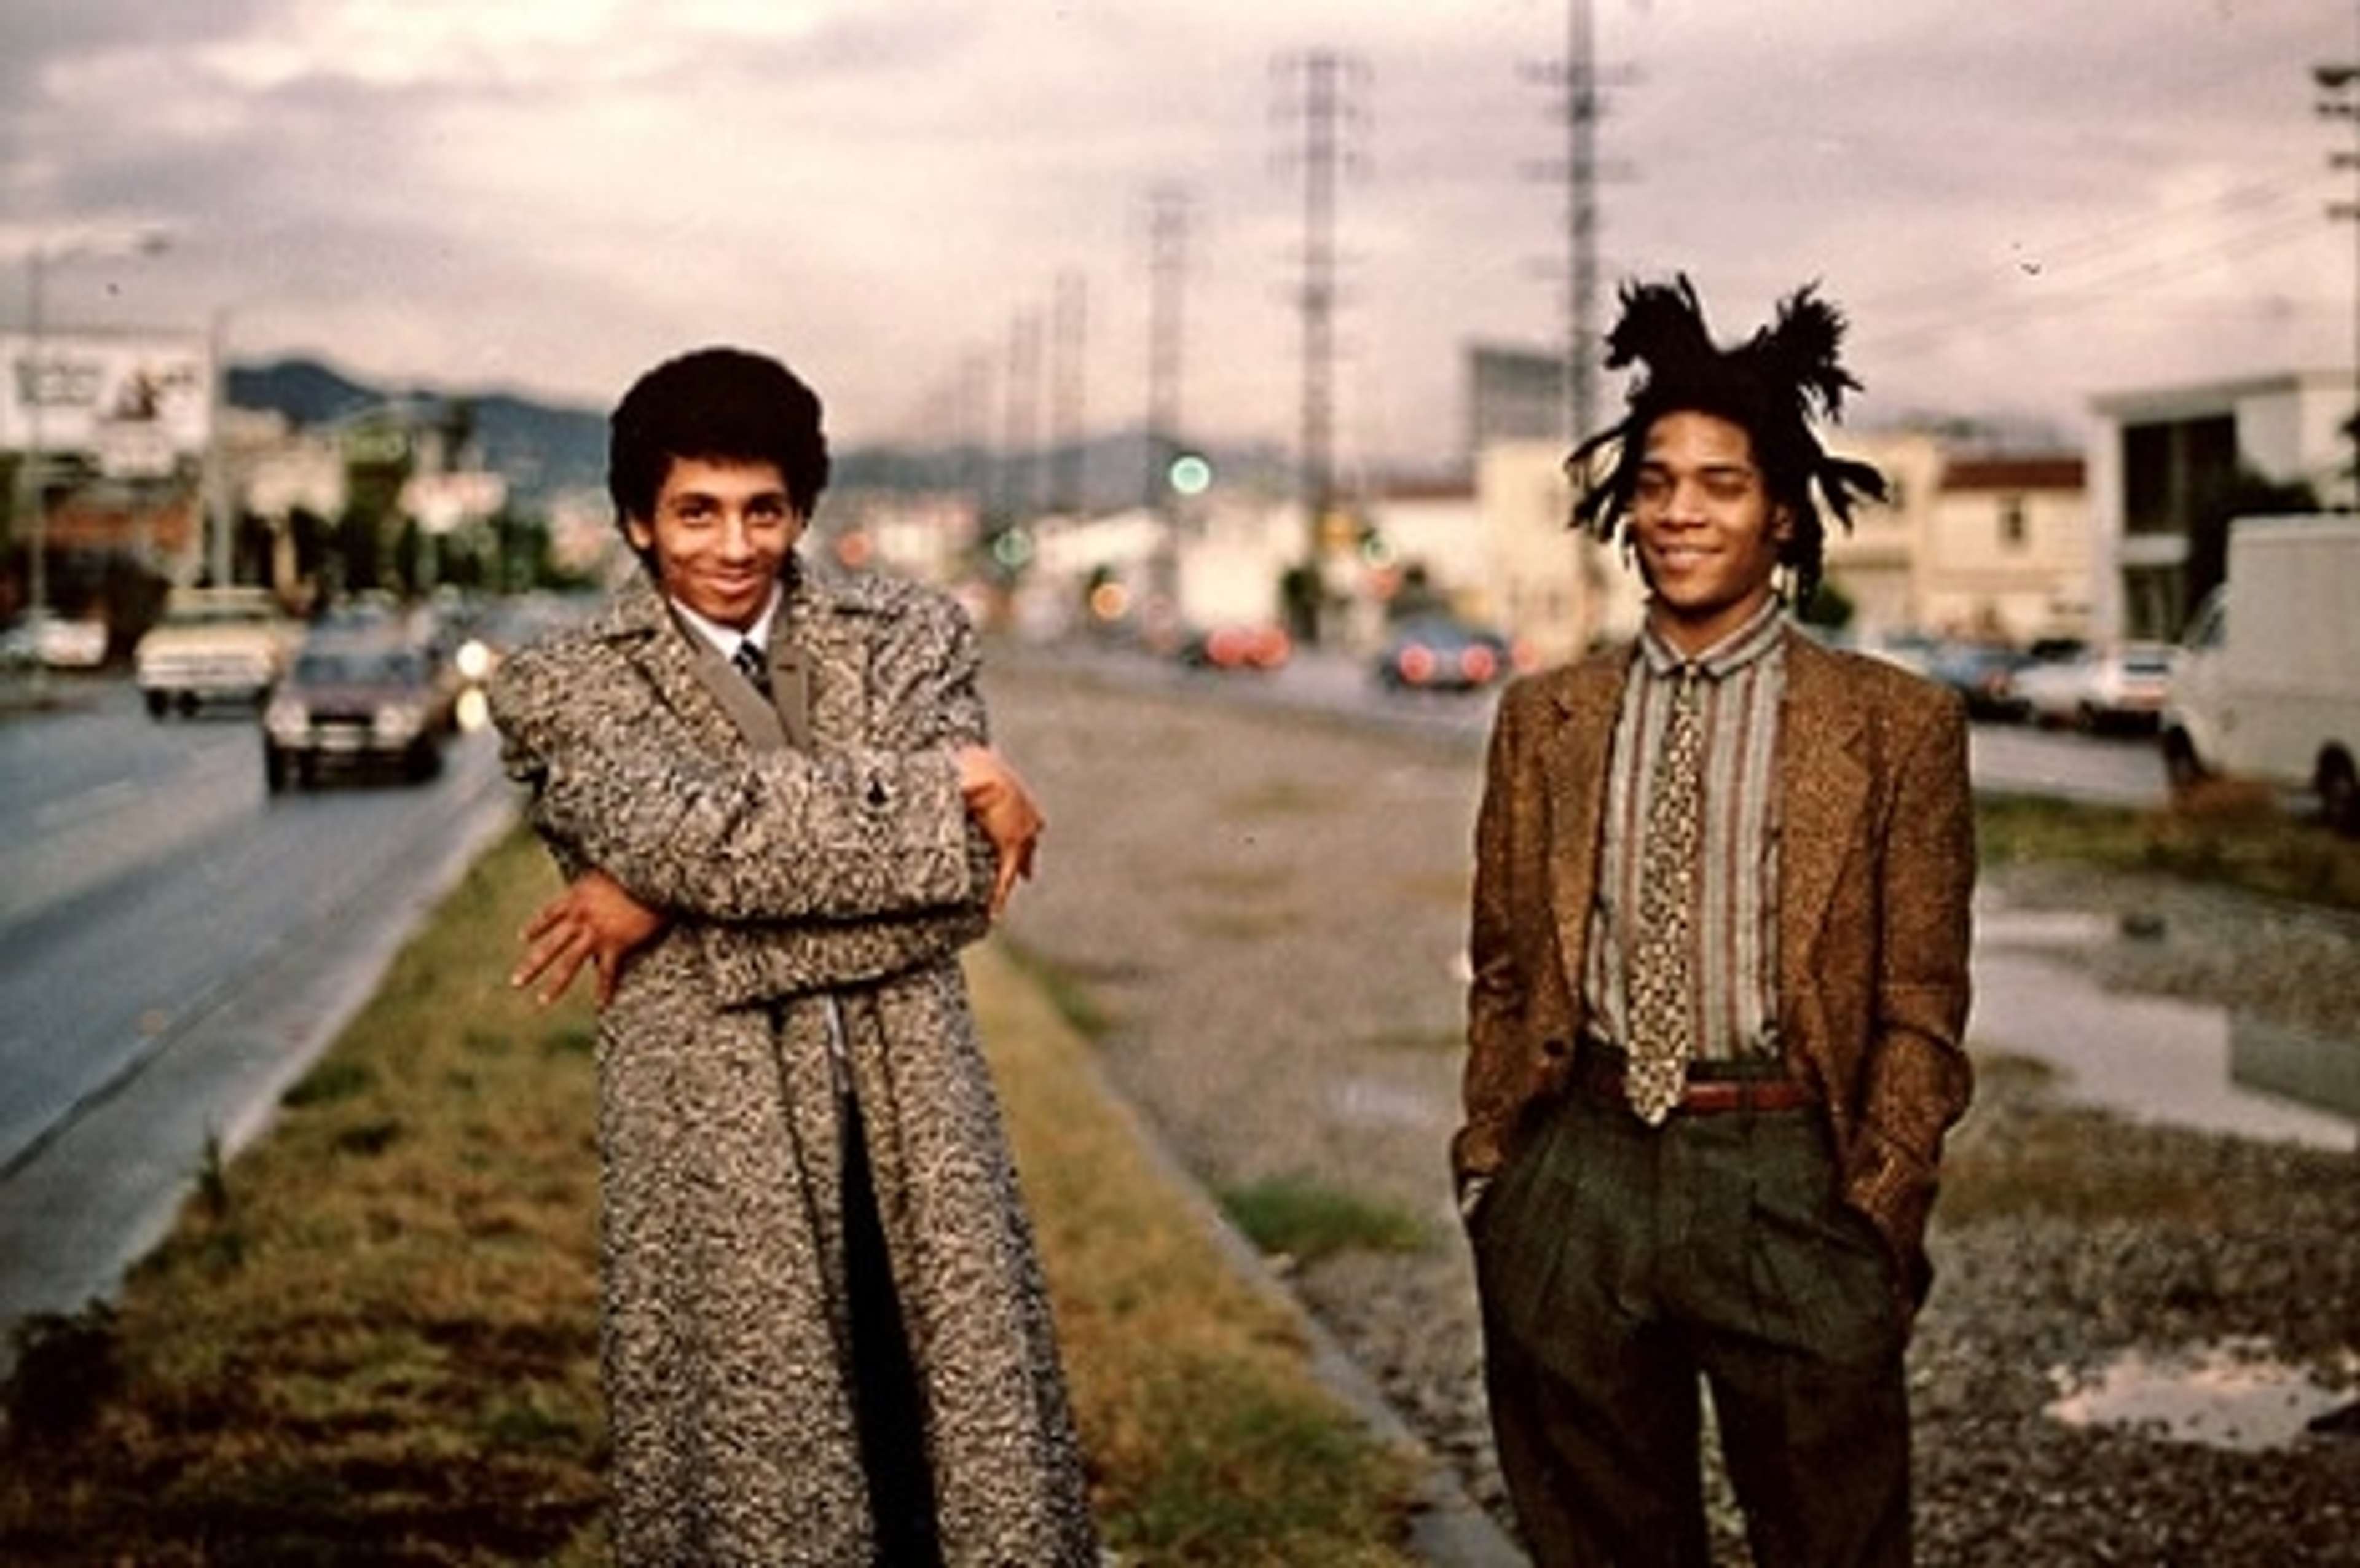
[1844,689,1977,1307]
[1453,677,1538,1198]
[692,588,999,1006]
[490,635,974,924]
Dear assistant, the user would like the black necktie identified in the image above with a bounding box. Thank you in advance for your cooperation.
[731,638,773,699]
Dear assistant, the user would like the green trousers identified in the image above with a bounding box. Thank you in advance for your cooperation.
[1471,1085,1911,1568]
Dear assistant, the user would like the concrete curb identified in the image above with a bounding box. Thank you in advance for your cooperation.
[1038,994,1525,1567]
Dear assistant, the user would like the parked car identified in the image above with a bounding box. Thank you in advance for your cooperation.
[1,611,108,670]
[262,632,460,790]
[1174,622,1291,673]
[2015,642,2176,733]
[1373,616,1520,692]
[1923,641,2029,721]
[135,587,299,716]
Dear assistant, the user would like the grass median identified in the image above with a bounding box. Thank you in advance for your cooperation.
[1977,789,2360,912]
[0,828,1418,1566]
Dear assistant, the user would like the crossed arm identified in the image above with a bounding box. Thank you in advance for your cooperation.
[513,745,1041,1006]
[493,597,1043,1009]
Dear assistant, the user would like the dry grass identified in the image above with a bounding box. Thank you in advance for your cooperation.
[973,942,1420,1564]
[0,831,1418,1566]
[1977,794,2360,911]
[0,828,608,1566]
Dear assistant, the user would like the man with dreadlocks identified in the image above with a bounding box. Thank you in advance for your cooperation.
[1455,276,1974,1566]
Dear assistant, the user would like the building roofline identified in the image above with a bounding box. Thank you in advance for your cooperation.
[2088,367,2356,418]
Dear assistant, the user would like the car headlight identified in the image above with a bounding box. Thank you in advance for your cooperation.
[374,702,425,741]
[265,695,309,736]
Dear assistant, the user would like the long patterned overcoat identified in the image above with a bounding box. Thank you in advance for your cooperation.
[489,565,1098,1566]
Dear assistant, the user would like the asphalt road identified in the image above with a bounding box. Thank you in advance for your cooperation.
[1020,640,2172,809]
[0,677,514,1356]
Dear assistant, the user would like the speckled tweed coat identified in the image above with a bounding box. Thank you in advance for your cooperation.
[1455,626,1976,1307]
[489,566,1098,1566]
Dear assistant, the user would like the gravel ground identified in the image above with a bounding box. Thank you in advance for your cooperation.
[988,657,2360,1567]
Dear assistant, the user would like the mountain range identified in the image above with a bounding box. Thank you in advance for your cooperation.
[226,356,1299,514]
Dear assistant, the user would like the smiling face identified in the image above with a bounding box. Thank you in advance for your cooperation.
[1629,409,1793,654]
[623,456,805,630]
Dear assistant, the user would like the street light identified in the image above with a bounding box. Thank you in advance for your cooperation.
[11,226,172,696]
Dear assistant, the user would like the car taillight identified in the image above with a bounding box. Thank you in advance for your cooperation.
[1460,645,1498,684]
[1399,644,1436,684]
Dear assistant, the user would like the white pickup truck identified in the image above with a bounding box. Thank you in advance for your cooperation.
[2163,514,2360,835]
[133,587,301,718]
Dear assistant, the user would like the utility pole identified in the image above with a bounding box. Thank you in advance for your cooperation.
[1000,307,1043,522]
[2319,35,2360,497]
[1049,271,1088,517]
[15,245,51,700]
[1274,49,1366,641]
[1143,184,1191,510]
[1524,0,1634,450]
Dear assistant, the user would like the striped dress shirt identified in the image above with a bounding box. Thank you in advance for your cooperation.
[1583,597,1788,1063]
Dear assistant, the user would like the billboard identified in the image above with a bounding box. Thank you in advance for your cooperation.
[0,331,212,473]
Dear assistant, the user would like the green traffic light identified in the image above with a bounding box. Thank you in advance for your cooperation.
[1168,454,1213,496]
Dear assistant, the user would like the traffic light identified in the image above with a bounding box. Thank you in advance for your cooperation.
[1166,452,1213,497]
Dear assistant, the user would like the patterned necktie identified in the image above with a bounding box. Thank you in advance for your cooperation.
[1625,667,1706,1125]
[731,638,773,700]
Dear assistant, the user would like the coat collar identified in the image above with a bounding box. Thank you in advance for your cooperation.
[594,570,817,751]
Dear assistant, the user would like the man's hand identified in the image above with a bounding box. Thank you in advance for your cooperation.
[956,744,1045,919]
[513,868,669,1008]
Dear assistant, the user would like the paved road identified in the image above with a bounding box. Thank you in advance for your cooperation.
[1014,640,2171,809]
[0,677,514,1354]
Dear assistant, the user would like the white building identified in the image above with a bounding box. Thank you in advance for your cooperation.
[1474,441,1643,664]
[2086,370,2357,642]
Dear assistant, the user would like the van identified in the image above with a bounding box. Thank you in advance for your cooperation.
[2163,514,2360,834]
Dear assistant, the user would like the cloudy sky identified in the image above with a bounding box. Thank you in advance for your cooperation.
[1,0,2348,471]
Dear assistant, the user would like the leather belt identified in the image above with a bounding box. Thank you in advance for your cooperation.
[1575,1045,1817,1116]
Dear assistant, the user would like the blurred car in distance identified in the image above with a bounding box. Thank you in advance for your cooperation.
[262,632,460,790]
[1175,622,1291,673]
[1,611,109,670]
[2015,641,2176,733]
[1374,616,1524,692]
[1851,629,1941,678]
[135,587,299,717]
[1924,640,2029,721]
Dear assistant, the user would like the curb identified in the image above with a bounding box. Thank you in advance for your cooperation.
[1039,997,1525,1567]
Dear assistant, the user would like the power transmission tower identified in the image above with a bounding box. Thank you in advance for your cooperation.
[2319,38,2360,487]
[1050,270,1088,517]
[1000,308,1044,522]
[1143,184,1191,510]
[1524,0,1636,449]
[1274,49,1367,640]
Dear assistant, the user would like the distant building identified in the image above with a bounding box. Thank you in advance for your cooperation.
[1474,440,1641,663]
[1819,429,1946,638]
[1924,455,2090,643]
[2087,370,2356,642]
[1465,345,1569,463]
[1361,479,1484,608]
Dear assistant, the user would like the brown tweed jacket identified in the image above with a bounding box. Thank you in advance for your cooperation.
[1455,625,1976,1305]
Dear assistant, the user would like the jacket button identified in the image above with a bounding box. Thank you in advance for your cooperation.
[1541,1036,1570,1059]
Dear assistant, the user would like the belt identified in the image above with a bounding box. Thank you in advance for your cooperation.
[1575,1043,1818,1116]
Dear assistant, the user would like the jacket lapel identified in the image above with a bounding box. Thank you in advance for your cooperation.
[1543,651,1630,1010]
[601,574,788,752]
[1777,630,1870,990]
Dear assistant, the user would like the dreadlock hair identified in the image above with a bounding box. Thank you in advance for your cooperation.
[1566,275,1887,608]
